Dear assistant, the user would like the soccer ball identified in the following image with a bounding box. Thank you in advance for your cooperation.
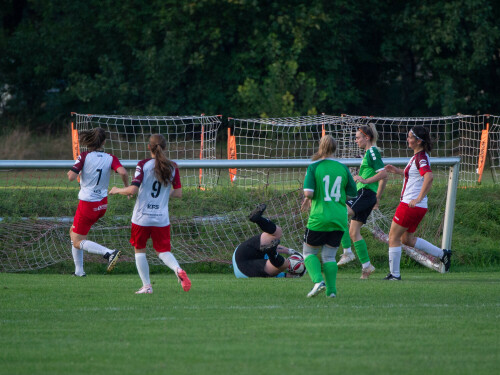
[287,254,306,276]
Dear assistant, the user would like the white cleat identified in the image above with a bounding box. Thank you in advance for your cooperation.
[135,284,153,294]
[360,264,376,279]
[337,252,355,266]
[307,281,326,298]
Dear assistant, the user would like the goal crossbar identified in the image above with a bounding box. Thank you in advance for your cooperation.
[0,157,460,169]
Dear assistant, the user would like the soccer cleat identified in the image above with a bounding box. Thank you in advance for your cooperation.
[441,249,452,273]
[383,273,401,281]
[337,252,355,266]
[248,203,267,222]
[106,250,121,272]
[135,284,153,294]
[360,264,376,279]
[177,269,191,292]
[259,238,280,252]
[307,281,326,298]
[327,293,336,298]
[72,272,87,277]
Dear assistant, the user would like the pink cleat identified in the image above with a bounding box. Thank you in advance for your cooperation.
[177,269,191,292]
[135,284,153,294]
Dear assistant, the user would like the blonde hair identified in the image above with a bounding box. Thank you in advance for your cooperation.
[149,134,176,186]
[312,135,337,161]
[358,123,379,147]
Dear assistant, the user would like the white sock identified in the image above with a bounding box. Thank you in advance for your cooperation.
[71,243,85,276]
[135,253,150,286]
[415,238,443,258]
[389,247,402,277]
[362,261,371,269]
[79,240,111,256]
[158,251,180,274]
[343,247,353,255]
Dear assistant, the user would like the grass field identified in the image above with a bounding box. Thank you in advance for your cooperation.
[1,270,498,375]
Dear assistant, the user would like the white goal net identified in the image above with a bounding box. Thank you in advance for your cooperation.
[73,113,222,189]
[0,113,497,273]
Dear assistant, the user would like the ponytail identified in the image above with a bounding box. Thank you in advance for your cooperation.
[312,135,337,161]
[358,123,379,148]
[411,126,433,153]
[149,134,176,186]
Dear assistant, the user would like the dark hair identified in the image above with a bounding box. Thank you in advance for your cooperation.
[312,135,337,161]
[79,127,106,151]
[358,123,379,145]
[149,134,176,186]
[411,126,433,153]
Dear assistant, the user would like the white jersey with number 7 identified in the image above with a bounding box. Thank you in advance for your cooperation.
[71,151,123,202]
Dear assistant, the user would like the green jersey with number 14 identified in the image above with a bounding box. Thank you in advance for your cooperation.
[303,158,357,232]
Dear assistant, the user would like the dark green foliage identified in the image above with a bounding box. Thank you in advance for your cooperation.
[1,0,499,131]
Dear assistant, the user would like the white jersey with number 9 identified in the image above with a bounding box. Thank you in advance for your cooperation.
[131,158,181,227]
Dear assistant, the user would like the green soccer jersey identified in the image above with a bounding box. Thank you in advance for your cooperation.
[357,146,385,193]
[303,158,357,232]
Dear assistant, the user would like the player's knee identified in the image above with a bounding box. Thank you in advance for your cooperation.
[388,230,400,247]
[268,254,285,269]
[302,243,319,257]
[347,207,354,218]
[401,234,416,247]
[321,245,338,263]
[272,226,283,239]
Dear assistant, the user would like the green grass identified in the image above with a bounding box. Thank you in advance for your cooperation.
[1,270,498,375]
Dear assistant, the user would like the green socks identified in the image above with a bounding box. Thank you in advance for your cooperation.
[341,230,351,250]
[354,239,370,264]
[304,254,323,284]
[323,261,338,296]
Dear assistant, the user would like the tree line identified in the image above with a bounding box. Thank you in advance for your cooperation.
[1,0,499,132]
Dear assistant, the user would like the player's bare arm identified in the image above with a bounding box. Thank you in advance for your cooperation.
[301,190,313,212]
[116,166,129,187]
[170,188,182,198]
[409,171,433,208]
[109,185,139,196]
[354,169,387,184]
[384,164,404,176]
[67,170,79,181]
[375,173,389,209]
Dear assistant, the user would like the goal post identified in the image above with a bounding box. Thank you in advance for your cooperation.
[0,157,460,273]
[72,113,222,189]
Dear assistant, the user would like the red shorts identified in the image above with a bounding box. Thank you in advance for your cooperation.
[72,198,108,235]
[130,223,171,252]
[392,202,428,233]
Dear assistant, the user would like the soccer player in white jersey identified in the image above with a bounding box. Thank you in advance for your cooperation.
[337,123,388,279]
[68,127,129,276]
[384,126,452,280]
[109,134,191,294]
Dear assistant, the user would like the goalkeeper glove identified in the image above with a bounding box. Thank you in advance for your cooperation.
[288,249,303,257]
